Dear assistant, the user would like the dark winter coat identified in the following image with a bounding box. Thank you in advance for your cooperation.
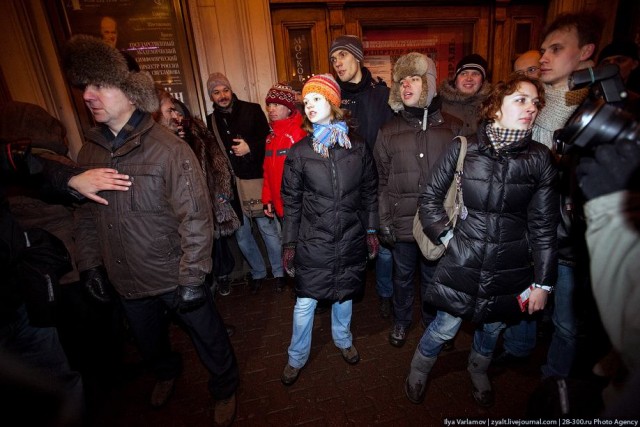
[206,96,270,179]
[439,80,492,137]
[75,113,214,299]
[338,67,394,150]
[419,125,558,323]
[281,134,378,301]
[374,99,462,242]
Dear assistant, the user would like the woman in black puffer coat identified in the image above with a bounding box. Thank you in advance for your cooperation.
[280,75,379,387]
[404,74,559,408]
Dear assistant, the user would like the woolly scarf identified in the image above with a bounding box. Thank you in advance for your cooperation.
[532,84,588,149]
[311,121,351,158]
[485,122,531,152]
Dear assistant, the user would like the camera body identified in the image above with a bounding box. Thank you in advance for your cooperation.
[553,63,640,153]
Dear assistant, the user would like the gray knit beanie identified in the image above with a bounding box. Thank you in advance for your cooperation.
[329,35,364,62]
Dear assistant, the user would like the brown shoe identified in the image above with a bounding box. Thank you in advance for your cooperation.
[213,393,236,427]
[281,363,301,386]
[340,345,360,365]
[150,378,175,408]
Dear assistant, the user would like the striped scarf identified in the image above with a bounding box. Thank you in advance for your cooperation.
[311,121,351,158]
[485,123,531,152]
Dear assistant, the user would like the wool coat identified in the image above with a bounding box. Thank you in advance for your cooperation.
[281,133,378,301]
[419,125,558,323]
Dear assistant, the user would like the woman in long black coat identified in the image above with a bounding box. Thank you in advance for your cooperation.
[405,74,558,407]
[279,74,379,386]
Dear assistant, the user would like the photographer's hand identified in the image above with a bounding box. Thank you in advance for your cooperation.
[576,139,640,200]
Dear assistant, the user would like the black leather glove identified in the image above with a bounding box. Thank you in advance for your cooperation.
[80,265,114,304]
[378,226,396,249]
[576,139,640,200]
[174,284,207,313]
[283,244,296,277]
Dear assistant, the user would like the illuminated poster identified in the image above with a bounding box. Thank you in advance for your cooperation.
[61,0,193,105]
[363,27,472,86]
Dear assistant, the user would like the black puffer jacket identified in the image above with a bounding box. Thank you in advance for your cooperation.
[281,134,378,301]
[374,99,461,241]
[338,67,394,150]
[419,125,558,323]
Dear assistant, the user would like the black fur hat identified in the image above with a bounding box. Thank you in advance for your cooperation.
[62,35,159,113]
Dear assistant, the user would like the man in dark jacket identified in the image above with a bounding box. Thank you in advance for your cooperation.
[375,52,461,348]
[205,73,284,295]
[439,53,492,137]
[63,35,238,426]
[330,35,395,319]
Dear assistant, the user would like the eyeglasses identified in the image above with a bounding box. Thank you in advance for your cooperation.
[515,66,540,76]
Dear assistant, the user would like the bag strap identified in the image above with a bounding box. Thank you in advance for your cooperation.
[209,114,237,180]
[455,136,467,172]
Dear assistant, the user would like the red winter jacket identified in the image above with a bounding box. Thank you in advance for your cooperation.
[262,110,307,217]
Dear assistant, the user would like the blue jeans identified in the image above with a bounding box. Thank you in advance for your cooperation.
[235,213,283,279]
[120,287,239,399]
[542,263,577,378]
[417,310,505,358]
[503,318,537,357]
[287,297,353,369]
[391,242,437,328]
[375,245,393,298]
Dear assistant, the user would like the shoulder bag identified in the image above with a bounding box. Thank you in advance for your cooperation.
[413,136,468,260]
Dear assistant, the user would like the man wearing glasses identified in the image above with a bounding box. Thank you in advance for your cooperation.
[514,50,541,78]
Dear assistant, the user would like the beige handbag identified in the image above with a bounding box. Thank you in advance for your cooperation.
[236,178,265,218]
[413,136,467,260]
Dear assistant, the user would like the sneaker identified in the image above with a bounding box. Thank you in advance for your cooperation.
[250,277,263,294]
[150,378,175,408]
[389,324,407,348]
[281,363,301,386]
[218,277,231,296]
[379,297,392,319]
[274,277,286,293]
[213,393,236,427]
[340,345,360,365]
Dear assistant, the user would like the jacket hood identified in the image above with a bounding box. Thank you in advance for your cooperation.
[388,52,437,112]
[63,35,158,114]
[438,79,492,104]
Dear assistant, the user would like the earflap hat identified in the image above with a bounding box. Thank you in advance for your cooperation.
[63,35,158,113]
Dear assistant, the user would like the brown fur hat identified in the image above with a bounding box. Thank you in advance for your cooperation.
[388,52,437,112]
[62,35,158,113]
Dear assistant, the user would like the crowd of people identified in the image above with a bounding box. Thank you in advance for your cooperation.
[1,10,639,427]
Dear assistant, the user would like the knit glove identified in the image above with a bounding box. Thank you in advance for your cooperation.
[173,284,207,313]
[366,232,379,260]
[576,139,640,200]
[378,226,396,249]
[80,266,114,304]
[283,244,296,278]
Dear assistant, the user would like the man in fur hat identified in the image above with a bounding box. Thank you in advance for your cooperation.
[63,35,238,426]
[439,53,492,136]
[330,34,395,319]
[374,52,461,348]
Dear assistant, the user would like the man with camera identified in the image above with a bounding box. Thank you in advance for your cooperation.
[494,12,601,381]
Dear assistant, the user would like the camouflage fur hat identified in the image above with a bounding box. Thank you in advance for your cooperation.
[62,35,158,113]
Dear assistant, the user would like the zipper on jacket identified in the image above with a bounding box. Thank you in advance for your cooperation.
[329,149,340,300]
